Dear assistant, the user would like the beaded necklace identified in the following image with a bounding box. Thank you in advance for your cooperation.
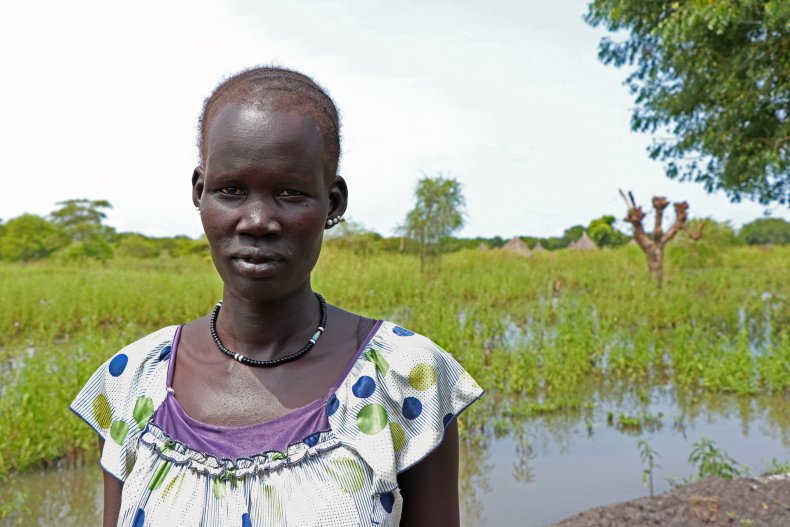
[209,292,327,367]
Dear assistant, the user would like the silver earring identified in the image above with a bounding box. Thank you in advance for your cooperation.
[325,215,344,228]
[196,207,201,214]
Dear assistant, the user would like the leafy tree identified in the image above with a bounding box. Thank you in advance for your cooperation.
[586,0,790,204]
[116,234,161,259]
[738,217,790,244]
[50,199,115,261]
[50,199,114,239]
[147,235,196,257]
[169,235,210,258]
[438,236,508,252]
[669,218,735,270]
[134,234,209,258]
[402,175,465,271]
[562,225,585,246]
[587,215,629,247]
[0,214,64,261]
[540,236,570,251]
[680,218,737,246]
[323,219,383,256]
[525,226,585,251]
[521,236,540,250]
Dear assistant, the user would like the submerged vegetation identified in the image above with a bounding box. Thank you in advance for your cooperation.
[1,243,788,479]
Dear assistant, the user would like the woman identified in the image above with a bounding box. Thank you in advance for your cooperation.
[72,67,483,527]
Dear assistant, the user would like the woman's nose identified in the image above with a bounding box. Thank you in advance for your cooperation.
[236,199,281,236]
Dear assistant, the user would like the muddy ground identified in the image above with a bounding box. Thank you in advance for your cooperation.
[551,473,790,527]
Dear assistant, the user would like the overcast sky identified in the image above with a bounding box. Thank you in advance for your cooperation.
[1,0,787,239]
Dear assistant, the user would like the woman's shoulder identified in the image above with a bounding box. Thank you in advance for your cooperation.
[362,320,482,405]
[120,325,180,357]
[329,320,483,488]
[81,325,179,382]
[365,320,459,365]
[373,321,435,342]
[86,325,180,386]
[70,326,179,436]
[70,326,181,481]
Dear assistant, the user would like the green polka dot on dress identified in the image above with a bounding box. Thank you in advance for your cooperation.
[357,403,388,434]
[92,393,111,429]
[389,422,406,452]
[409,363,436,390]
[327,458,365,493]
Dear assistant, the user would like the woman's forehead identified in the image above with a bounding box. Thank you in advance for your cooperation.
[205,104,324,165]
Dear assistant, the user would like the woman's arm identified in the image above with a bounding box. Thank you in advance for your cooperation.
[398,420,460,526]
[98,438,123,527]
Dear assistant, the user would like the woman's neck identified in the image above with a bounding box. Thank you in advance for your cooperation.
[215,285,321,361]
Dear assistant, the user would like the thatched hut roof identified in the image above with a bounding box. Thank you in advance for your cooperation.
[478,242,489,251]
[501,236,532,256]
[569,232,597,250]
[532,242,545,252]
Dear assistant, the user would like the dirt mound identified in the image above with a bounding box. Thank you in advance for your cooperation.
[551,474,790,527]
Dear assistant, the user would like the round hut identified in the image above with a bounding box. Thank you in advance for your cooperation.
[502,236,532,256]
[569,232,597,250]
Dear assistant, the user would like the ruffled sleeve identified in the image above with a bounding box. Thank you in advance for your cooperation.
[69,326,176,482]
[328,321,483,494]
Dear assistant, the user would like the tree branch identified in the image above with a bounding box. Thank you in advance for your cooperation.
[623,201,653,252]
[660,201,689,246]
[683,219,704,240]
[652,196,669,242]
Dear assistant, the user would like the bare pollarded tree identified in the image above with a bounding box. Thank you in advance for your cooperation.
[619,190,703,288]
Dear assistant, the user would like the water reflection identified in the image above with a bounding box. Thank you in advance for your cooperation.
[459,425,493,527]
[458,384,790,527]
[3,385,789,527]
[1,461,102,526]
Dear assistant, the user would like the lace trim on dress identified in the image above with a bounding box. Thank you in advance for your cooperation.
[140,423,341,479]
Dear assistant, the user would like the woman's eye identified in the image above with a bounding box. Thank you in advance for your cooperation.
[220,187,244,196]
[279,189,302,197]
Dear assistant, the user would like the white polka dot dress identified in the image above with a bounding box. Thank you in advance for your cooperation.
[71,321,484,526]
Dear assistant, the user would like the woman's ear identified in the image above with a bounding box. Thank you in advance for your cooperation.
[192,166,205,208]
[328,175,349,220]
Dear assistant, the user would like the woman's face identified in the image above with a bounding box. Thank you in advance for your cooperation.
[192,103,346,302]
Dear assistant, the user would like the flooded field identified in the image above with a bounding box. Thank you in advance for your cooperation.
[1,248,788,525]
[460,387,790,526]
[4,387,788,526]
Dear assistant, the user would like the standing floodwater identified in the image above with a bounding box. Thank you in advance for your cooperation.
[1,247,789,525]
[4,387,788,527]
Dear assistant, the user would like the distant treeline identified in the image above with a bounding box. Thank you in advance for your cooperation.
[324,215,790,256]
[1,199,789,262]
[0,199,208,263]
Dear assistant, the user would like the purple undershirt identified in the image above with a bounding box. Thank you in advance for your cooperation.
[150,320,382,459]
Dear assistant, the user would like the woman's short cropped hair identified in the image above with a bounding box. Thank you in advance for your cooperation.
[198,66,341,177]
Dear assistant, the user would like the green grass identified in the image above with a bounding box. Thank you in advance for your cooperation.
[0,245,788,475]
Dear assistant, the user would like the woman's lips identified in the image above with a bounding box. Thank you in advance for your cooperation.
[231,256,284,278]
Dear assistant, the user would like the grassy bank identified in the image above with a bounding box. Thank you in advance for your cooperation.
[1,245,788,475]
